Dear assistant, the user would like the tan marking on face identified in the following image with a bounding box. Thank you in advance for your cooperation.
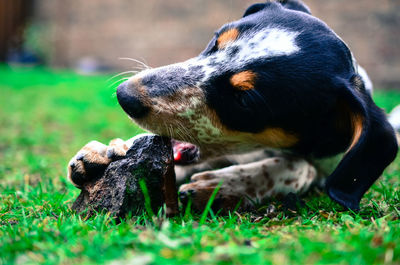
[251,128,299,148]
[217,28,240,49]
[230,71,257,91]
[346,112,364,153]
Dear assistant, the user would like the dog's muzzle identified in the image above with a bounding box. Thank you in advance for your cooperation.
[117,81,149,119]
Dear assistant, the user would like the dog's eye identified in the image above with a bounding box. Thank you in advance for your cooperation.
[234,92,249,108]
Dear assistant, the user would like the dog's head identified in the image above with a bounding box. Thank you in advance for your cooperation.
[117,0,397,210]
[117,0,355,156]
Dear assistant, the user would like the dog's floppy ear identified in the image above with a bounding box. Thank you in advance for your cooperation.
[326,77,398,210]
[242,3,267,17]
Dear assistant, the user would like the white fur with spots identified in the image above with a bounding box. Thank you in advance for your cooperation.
[179,156,317,209]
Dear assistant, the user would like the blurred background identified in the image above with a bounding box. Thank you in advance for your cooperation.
[1,0,399,88]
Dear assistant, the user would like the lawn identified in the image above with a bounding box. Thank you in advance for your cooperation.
[0,66,400,265]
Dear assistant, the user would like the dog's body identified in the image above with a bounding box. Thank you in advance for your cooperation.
[68,0,398,212]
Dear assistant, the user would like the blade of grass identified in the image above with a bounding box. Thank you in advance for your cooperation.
[183,198,193,221]
[139,179,155,219]
[199,181,223,225]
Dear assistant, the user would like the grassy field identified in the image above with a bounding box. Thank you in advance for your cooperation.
[1,66,400,265]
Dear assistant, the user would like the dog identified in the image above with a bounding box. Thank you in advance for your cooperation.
[68,0,398,212]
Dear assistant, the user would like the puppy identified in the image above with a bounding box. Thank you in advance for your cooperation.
[68,0,398,212]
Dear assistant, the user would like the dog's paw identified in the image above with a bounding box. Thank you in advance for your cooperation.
[67,141,111,188]
[106,138,130,160]
[179,172,243,213]
[68,139,131,188]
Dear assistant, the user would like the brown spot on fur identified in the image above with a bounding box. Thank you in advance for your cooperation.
[192,173,215,181]
[262,164,270,179]
[180,182,217,211]
[335,99,364,154]
[81,151,110,165]
[252,128,298,149]
[266,179,274,191]
[217,28,239,49]
[347,112,364,153]
[181,183,242,213]
[307,168,314,179]
[284,179,296,185]
[230,71,257,91]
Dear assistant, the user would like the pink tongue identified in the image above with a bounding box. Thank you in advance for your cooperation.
[172,140,199,165]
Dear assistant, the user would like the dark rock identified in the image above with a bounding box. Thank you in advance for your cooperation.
[71,135,179,218]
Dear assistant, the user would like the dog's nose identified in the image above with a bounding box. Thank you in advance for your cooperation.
[117,81,149,119]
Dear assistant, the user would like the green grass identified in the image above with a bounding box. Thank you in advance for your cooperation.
[1,66,400,265]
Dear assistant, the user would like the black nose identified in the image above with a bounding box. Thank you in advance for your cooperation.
[117,81,149,119]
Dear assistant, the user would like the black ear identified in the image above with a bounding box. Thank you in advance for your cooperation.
[325,80,398,210]
[243,3,267,17]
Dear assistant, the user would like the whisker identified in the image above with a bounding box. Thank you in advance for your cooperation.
[178,122,196,144]
[107,77,129,89]
[176,129,189,144]
[107,70,139,82]
[130,66,148,71]
[119,57,152,69]
[164,121,170,139]
[168,124,174,139]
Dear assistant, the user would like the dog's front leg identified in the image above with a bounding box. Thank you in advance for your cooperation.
[179,156,317,212]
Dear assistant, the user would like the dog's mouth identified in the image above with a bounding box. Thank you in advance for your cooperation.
[172,139,200,165]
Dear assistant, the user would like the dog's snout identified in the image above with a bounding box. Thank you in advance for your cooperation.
[117,81,149,119]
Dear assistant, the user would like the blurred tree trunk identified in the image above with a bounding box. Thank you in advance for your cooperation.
[0,0,33,62]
